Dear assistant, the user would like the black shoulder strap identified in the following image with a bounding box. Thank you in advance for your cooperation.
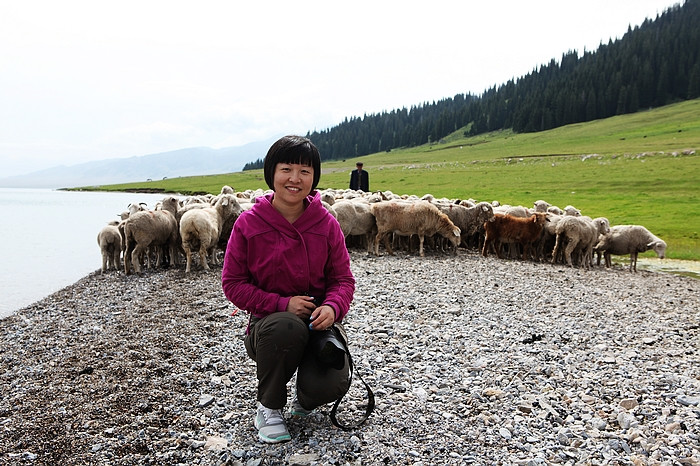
[329,330,375,430]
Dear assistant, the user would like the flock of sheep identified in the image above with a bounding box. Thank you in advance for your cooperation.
[97,185,667,275]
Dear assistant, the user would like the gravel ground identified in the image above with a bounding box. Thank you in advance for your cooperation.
[1,250,699,466]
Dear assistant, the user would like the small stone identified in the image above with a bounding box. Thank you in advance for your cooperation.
[198,394,214,408]
[676,395,700,406]
[413,387,428,404]
[204,435,228,451]
[557,433,570,445]
[517,403,533,414]
[499,427,512,440]
[288,453,320,463]
[620,398,638,410]
[483,388,505,397]
[617,412,637,430]
[189,440,206,449]
[665,422,681,433]
[592,418,608,430]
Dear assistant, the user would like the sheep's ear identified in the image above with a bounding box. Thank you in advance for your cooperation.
[647,241,655,249]
[453,228,460,237]
[481,205,488,212]
[222,198,229,206]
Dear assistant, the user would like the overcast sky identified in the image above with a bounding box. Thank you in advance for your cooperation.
[1,0,680,177]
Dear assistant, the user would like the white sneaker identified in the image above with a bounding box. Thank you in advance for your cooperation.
[254,403,291,443]
[290,396,313,417]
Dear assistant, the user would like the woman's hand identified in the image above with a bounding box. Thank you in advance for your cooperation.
[308,305,335,331]
[286,296,316,320]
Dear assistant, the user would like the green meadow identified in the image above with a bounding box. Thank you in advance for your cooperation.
[87,99,700,261]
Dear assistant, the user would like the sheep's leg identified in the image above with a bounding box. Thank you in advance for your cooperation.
[199,245,210,271]
[563,239,577,267]
[101,251,108,274]
[132,245,147,274]
[380,232,394,255]
[495,240,505,259]
[143,248,150,269]
[580,246,591,270]
[551,234,562,264]
[394,234,403,253]
[630,252,638,272]
[418,234,425,257]
[482,236,500,258]
[481,237,489,257]
[374,232,383,255]
[184,245,194,273]
[169,243,180,268]
[113,250,121,272]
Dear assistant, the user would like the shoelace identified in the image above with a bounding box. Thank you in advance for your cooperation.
[262,408,284,425]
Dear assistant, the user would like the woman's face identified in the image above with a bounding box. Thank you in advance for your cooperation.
[272,162,314,205]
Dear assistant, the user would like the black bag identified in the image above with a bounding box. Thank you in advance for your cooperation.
[309,324,375,430]
[309,327,347,370]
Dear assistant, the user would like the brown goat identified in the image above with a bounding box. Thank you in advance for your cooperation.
[482,213,548,260]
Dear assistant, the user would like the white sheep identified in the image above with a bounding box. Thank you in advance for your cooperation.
[320,190,337,206]
[564,205,582,216]
[123,196,180,275]
[180,194,243,273]
[537,213,562,261]
[552,216,610,269]
[371,200,461,257]
[434,201,495,249]
[127,202,148,216]
[502,205,530,218]
[594,225,667,272]
[532,200,551,213]
[97,221,122,274]
[547,205,564,216]
[331,200,377,254]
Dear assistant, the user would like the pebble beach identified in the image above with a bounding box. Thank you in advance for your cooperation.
[1,250,698,465]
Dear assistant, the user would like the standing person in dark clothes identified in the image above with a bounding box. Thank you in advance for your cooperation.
[349,162,369,192]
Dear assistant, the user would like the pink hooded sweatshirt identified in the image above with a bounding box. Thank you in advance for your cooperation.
[221,191,355,329]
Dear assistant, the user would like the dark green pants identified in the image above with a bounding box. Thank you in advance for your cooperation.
[244,312,350,410]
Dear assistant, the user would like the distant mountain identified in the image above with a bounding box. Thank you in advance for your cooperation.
[0,137,279,189]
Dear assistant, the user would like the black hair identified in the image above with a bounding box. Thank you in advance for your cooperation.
[263,135,321,191]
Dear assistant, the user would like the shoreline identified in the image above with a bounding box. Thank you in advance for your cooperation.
[3,256,697,321]
[1,250,698,465]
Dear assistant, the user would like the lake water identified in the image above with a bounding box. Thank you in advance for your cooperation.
[0,188,174,318]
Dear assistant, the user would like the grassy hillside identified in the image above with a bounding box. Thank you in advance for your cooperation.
[85,99,700,260]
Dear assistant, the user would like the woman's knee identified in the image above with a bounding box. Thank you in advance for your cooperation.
[255,312,309,350]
